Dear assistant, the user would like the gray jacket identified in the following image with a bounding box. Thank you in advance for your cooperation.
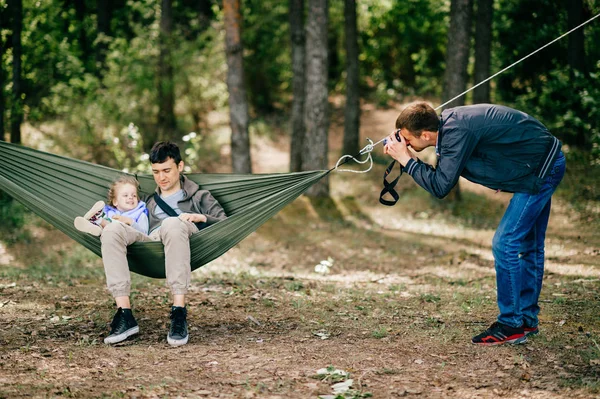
[403,104,562,198]
[145,175,227,232]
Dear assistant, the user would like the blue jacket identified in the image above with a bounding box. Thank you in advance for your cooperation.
[104,201,149,234]
[402,104,562,198]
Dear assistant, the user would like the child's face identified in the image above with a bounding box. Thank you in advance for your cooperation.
[113,183,139,212]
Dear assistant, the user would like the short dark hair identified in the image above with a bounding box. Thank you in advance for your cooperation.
[395,102,439,138]
[149,141,182,164]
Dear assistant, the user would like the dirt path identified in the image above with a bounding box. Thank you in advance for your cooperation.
[1,105,600,398]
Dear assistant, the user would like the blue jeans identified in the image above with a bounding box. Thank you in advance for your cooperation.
[492,152,566,328]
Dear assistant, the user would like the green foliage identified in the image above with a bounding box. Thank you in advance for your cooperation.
[494,0,600,148]
[357,0,449,103]
[0,192,29,244]
[242,0,291,114]
[510,63,600,151]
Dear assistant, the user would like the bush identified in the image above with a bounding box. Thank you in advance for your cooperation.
[0,191,30,244]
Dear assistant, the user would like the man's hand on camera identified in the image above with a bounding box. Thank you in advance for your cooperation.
[383,130,415,166]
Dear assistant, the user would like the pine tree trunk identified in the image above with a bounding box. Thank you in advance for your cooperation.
[442,0,473,109]
[289,0,305,172]
[74,0,89,64]
[224,0,252,173]
[342,0,360,156]
[0,19,5,141]
[302,0,329,197]
[473,0,493,104]
[568,0,588,149]
[442,0,473,201]
[568,0,585,74]
[157,0,178,146]
[96,0,110,75]
[10,0,22,144]
[198,0,214,31]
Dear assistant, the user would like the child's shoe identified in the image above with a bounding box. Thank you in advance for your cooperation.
[84,201,106,223]
[74,201,106,236]
[74,217,103,236]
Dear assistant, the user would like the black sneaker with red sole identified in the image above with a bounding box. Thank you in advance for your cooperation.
[472,322,527,345]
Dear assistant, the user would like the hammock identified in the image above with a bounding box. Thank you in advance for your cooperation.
[0,141,329,278]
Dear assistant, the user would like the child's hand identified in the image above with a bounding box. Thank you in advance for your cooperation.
[113,215,134,225]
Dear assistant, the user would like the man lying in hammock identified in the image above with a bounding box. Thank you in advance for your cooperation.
[384,102,564,346]
[98,141,227,346]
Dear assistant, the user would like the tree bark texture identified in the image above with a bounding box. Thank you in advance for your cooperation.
[302,0,329,197]
[442,0,473,110]
[442,0,473,201]
[342,0,360,156]
[156,0,178,147]
[95,0,110,74]
[224,0,252,173]
[10,0,23,144]
[74,0,89,63]
[567,0,585,74]
[473,0,493,104]
[289,0,305,172]
[0,15,5,141]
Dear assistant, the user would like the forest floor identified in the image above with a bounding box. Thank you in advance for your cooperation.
[1,103,600,398]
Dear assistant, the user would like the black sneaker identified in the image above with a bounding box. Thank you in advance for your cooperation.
[104,308,139,344]
[472,322,527,346]
[168,306,189,346]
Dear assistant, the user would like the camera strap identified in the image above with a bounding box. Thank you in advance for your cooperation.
[379,160,403,206]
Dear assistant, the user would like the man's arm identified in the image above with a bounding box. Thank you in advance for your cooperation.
[387,127,479,199]
[410,128,479,198]
[182,190,227,225]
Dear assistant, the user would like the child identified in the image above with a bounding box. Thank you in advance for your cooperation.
[74,175,149,236]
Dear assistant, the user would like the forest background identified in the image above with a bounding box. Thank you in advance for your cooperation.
[1,0,599,181]
[1,0,600,397]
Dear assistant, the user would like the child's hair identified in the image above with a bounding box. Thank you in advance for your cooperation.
[107,175,140,206]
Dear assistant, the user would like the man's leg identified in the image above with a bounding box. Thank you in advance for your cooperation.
[519,200,551,334]
[158,217,198,346]
[492,192,553,328]
[520,152,566,332]
[100,222,152,344]
[472,191,553,345]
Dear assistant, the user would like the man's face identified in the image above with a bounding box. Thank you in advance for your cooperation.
[399,128,432,152]
[151,158,184,193]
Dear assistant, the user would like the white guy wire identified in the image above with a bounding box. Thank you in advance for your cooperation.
[347,11,600,158]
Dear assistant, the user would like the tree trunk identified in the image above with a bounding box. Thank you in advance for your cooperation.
[442,0,473,201]
[473,0,493,104]
[342,0,360,156]
[156,0,178,146]
[74,0,89,63]
[567,0,585,74]
[10,0,22,144]
[198,0,214,31]
[568,0,588,149]
[223,0,252,173]
[96,0,110,75]
[442,0,473,110]
[302,0,329,197]
[0,15,5,141]
[289,0,305,172]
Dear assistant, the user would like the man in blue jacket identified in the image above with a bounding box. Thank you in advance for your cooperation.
[384,102,565,345]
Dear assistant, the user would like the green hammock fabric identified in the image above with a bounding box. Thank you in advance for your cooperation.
[0,141,329,278]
